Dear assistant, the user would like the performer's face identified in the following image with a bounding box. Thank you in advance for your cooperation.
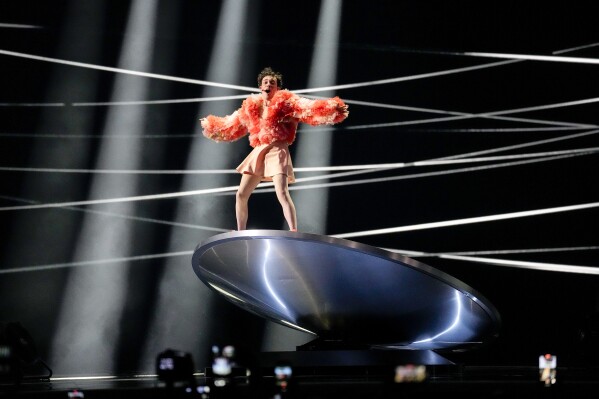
[260,75,279,98]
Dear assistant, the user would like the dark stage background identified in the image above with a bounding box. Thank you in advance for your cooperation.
[0,0,598,379]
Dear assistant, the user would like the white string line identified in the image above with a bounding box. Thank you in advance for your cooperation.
[241,153,576,196]
[460,51,599,65]
[294,60,521,93]
[7,45,595,107]
[2,244,595,275]
[0,47,518,103]
[1,50,596,132]
[0,50,593,275]
[0,45,595,136]
[5,90,595,131]
[0,183,240,211]
[432,129,599,161]
[0,48,594,132]
[0,150,592,211]
[270,152,593,193]
[267,128,588,184]
[0,132,205,139]
[380,249,599,275]
[0,41,593,107]
[437,254,599,275]
[332,201,599,239]
[346,114,591,129]
[382,245,599,257]
[0,131,596,216]
[0,167,237,174]
[62,58,509,105]
[9,93,592,131]
[0,194,231,234]
[342,97,599,129]
[0,251,194,274]
[0,126,587,140]
[2,187,597,273]
[11,129,596,192]
[0,49,259,92]
[0,102,65,107]
[402,127,586,132]
[2,147,597,174]
[553,42,599,54]
[0,23,43,29]
[72,94,250,106]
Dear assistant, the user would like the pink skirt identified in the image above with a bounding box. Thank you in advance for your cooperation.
[236,141,296,183]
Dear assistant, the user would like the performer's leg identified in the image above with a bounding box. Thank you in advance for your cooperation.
[236,174,262,230]
[273,174,297,231]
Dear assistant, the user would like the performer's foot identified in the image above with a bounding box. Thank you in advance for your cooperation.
[290,228,297,232]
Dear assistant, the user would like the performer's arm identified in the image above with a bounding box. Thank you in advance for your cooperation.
[200,110,248,142]
[291,95,349,126]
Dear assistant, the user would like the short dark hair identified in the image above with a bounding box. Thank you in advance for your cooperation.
[257,67,283,88]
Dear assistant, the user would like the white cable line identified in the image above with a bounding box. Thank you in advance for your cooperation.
[274,152,592,192]
[342,98,599,129]
[0,195,230,233]
[438,254,599,275]
[345,114,589,129]
[0,251,194,274]
[1,46,594,275]
[0,132,203,138]
[432,129,599,160]
[2,49,596,133]
[291,60,520,93]
[0,167,238,174]
[3,244,596,275]
[0,23,43,29]
[413,148,599,165]
[1,40,591,109]
[553,42,599,54]
[0,102,65,107]
[0,47,518,102]
[71,95,599,130]
[332,201,599,239]
[3,195,597,274]
[410,246,599,256]
[0,152,581,212]
[0,49,259,92]
[2,147,597,174]
[72,94,250,106]
[0,125,586,139]
[0,151,591,211]
[381,248,599,275]
[461,51,599,65]
[1,48,595,132]
[0,184,240,211]
[402,127,586,132]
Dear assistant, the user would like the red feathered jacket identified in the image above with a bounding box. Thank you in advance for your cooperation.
[201,90,348,148]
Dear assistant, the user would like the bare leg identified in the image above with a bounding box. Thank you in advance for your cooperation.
[236,173,262,230]
[273,174,297,231]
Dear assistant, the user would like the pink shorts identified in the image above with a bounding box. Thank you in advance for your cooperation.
[236,141,295,183]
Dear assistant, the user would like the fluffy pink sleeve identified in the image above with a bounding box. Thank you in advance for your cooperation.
[200,110,248,142]
[290,95,349,126]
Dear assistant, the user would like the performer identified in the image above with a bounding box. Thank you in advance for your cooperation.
[200,67,349,231]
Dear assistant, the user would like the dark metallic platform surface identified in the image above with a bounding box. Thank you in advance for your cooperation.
[191,230,501,351]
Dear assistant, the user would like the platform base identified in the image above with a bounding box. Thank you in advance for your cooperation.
[257,348,454,370]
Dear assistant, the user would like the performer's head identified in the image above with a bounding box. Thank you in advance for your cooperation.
[257,67,283,98]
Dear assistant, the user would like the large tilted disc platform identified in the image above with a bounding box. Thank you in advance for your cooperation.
[192,230,501,352]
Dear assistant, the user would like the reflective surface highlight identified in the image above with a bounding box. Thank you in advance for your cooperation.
[192,230,501,351]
